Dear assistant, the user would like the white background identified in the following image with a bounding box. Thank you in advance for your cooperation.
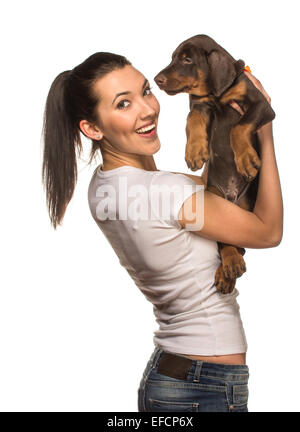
[1,0,298,412]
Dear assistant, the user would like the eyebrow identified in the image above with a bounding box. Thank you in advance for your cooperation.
[112,78,149,105]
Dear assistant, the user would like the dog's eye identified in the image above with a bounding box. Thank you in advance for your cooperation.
[182,57,193,64]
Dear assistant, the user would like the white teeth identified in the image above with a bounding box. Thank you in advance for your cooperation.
[136,123,155,134]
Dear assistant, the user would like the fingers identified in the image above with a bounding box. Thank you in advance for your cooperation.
[229,70,272,114]
[244,70,271,104]
[229,100,244,115]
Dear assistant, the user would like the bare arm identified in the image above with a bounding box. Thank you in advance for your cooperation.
[177,74,283,249]
[253,122,283,241]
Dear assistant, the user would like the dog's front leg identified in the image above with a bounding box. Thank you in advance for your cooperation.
[185,106,211,172]
[230,101,274,181]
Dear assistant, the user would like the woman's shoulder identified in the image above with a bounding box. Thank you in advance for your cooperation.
[151,169,204,186]
[170,171,205,185]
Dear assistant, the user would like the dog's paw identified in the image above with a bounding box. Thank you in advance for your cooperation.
[234,147,261,181]
[214,265,236,294]
[222,252,246,279]
[185,143,210,171]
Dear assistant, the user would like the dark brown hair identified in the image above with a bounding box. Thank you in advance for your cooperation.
[41,52,132,229]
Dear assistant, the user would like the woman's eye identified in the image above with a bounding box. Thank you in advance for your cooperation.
[116,86,152,110]
[144,86,153,96]
[117,100,130,109]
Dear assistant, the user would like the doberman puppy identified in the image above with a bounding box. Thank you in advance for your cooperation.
[154,34,275,294]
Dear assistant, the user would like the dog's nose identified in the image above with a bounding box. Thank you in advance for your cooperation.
[154,74,167,87]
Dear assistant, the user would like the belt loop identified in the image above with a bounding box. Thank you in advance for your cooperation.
[151,347,164,368]
[192,360,203,382]
[139,347,164,412]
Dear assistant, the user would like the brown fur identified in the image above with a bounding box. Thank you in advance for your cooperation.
[185,110,210,169]
[154,34,275,294]
[220,80,247,104]
[230,123,261,180]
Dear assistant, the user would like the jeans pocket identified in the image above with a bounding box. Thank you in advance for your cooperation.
[229,383,249,412]
[149,398,199,412]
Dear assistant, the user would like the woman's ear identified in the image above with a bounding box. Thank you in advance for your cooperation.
[207,50,239,97]
[79,119,103,140]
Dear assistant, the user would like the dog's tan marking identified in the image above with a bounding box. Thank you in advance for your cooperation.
[185,109,210,171]
[230,123,261,181]
[220,80,247,104]
[165,68,209,96]
[218,244,246,280]
[189,69,208,96]
[214,264,236,294]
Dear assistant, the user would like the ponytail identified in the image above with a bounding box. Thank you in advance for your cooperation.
[42,70,81,229]
[41,52,132,229]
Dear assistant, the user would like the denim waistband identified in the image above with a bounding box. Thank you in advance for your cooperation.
[150,347,249,382]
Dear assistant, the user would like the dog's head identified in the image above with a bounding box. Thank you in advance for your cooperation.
[154,34,245,98]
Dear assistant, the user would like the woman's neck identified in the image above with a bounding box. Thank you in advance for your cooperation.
[141,155,158,171]
[101,150,158,172]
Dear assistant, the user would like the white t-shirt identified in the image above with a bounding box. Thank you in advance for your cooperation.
[87,164,247,355]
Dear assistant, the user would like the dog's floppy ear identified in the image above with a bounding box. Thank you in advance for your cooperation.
[234,59,246,75]
[207,50,244,97]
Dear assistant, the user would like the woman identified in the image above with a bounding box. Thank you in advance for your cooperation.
[41,52,283,412]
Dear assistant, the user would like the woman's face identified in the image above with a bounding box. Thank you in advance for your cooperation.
[92,64,161,156]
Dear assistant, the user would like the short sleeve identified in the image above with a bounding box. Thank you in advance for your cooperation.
[149,171,202,229]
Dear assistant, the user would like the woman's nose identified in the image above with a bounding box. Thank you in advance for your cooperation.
[139,100,156,117]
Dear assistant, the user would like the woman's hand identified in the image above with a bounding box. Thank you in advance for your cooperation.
[244,70,271,104]
[229,70,272,115]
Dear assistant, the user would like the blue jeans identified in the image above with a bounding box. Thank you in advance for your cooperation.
[138,347,249,412]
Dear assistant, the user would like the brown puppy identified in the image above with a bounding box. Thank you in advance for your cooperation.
[154,34,275,294]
